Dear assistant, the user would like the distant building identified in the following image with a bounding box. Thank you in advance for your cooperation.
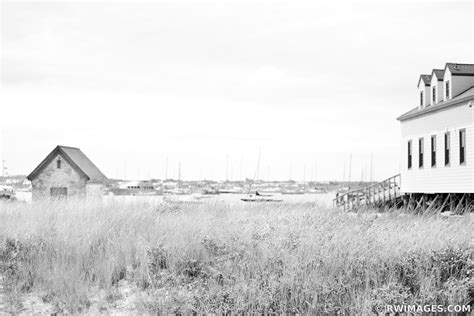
[397,63,474,193]
[27,145,107,200]
[118,180,154,190]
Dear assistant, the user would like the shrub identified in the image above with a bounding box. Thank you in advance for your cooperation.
[370,282,413,313]
[430,246,473,282]
[0,238,40,292]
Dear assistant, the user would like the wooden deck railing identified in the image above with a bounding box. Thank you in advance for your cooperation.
[333,174,401,211]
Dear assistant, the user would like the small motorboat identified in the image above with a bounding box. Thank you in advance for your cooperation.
[255,190,272,197]
[241,193,283,203]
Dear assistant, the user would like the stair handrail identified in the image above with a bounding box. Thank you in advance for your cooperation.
[334,174,401,206]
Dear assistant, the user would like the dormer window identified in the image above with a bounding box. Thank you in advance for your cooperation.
[419,91,424,106]
[432,86,436,103]
[57,159,61,169]
[445,80,450,99]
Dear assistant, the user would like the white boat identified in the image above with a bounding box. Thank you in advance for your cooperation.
[241,192,283,203]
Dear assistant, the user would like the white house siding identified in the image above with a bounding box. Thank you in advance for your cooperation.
[430,74,444,105]
[400,99,474,193]
[418,82,430,108]
[443,69,452,101]
[450,74,474,99]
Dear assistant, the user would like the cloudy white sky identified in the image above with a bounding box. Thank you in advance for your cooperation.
[0,0,473,181]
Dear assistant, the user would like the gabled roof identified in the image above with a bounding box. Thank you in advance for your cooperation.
[417,74,431,87]
[397,86,474,121]
[27,145,107,182]
[431,69,445,81]
[445,62,474,76]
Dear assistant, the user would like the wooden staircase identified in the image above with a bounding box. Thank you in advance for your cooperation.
[334,174,402,211]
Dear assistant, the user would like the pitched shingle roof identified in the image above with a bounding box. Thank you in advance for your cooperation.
[446,63,474,76]
[418,74,431,86]
[431,69,445,81]
[397,86,474,121]
[27,145,107,182]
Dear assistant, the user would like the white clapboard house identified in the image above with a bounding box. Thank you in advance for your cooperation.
[397,63,474,194]
[335,62,473,211]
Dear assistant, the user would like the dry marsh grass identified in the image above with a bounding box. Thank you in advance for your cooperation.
[0,200,472,313]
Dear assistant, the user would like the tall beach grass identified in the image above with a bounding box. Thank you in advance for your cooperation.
[0,199,472,313]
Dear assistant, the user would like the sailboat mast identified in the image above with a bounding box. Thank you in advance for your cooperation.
[348,154,352,183]
[370,153,373,182]
[123,160,127,180]
[225,154,229,181]
[240,155,243,181]
[314,163,317,182]
[254,149,261,181]
[342,161,346,184]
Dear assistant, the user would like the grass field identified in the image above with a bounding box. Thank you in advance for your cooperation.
[0,200,472,314]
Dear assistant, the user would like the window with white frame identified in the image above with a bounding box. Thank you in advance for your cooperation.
[444,132,450,166]
[407,140,412,169]
[419,138,424,168]
[431,135,436,167]
[459,129,466,165]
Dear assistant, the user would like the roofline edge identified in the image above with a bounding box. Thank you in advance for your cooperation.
[397,94,474,122]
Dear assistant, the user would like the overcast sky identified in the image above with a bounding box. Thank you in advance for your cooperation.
[0,0,473,181]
